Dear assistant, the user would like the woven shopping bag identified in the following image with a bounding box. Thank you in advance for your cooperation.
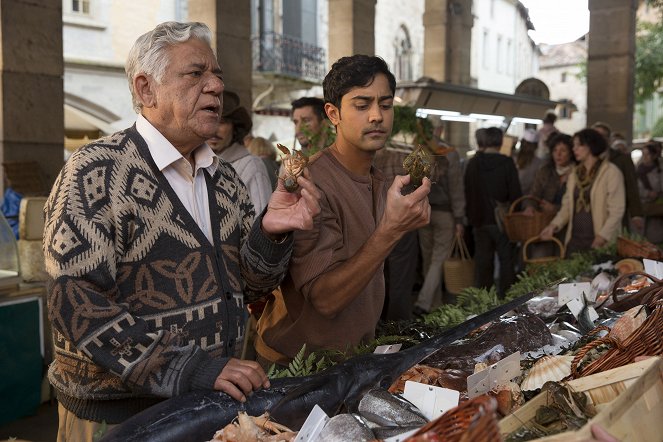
[444,233,475,294]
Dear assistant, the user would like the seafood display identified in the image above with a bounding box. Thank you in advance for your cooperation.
[100,252,662,442]
[100,292,538,442]
[422,313,553,374]
[276,144,308,192]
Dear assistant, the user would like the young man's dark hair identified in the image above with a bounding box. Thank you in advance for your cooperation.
[322,55,396,109]
[291,97,326,121]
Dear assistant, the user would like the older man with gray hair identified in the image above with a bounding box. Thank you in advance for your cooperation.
[43,21,320,441]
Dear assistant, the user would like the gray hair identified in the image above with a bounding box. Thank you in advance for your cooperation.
[126,21,213,113]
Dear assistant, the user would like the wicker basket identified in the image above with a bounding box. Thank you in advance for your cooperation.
[444,233,475,295]
[596,271,662,312]
[405,395,501,442]
[616,236,663,260]
[522,235,565,272]
[503,195,555,243]
[571,299,663,379]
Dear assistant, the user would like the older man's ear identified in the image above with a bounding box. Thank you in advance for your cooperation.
[134,74,156,109]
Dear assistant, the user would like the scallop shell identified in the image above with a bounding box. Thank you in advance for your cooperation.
[609,305,648,343]
[520,355,574,391]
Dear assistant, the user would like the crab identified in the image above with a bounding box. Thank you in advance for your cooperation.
[277,144,309,192]
[402,144,433,188]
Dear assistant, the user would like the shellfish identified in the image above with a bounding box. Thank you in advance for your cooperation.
[520,355,574,391]
[277,144,309,192]
[609,305,647,343]
[402,145,432,188]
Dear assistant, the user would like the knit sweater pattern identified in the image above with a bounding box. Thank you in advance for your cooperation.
[43,126,292,422]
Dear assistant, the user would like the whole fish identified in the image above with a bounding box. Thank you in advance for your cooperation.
[100,292,536,442]
[357,388,427,427]
[317,414,374,442]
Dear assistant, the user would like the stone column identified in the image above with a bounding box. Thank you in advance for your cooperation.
[587,0,637,142]
[328,0,376,65]
[423,0,448,81]
[446,0,473,85]
[189,0,253,108]
[0,0,64,193]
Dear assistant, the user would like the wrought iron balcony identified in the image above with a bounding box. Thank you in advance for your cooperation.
[252,32,326,82]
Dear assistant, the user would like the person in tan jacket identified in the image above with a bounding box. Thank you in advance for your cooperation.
[541,128,625,255]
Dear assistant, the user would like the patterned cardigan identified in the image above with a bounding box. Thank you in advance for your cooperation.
[43,126,292,423]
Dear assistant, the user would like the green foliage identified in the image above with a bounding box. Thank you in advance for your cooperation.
[298,122,336,155]
[652,116,663,137]
[636,20,663,103]
[392,106,434,146]
[266,344,333,379]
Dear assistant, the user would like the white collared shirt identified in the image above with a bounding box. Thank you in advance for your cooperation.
[136,114,218,244]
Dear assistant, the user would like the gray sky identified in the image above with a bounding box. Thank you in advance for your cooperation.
[519,0,590,45]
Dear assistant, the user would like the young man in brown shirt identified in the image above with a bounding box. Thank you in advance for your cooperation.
[255,55,431,366]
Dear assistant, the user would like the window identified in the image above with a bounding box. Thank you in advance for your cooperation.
[561,72,567,83]
[71,0,90,15]
[394,25,413,81]
[506,39,512,74]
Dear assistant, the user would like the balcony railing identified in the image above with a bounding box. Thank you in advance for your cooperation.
[252,32,326,82]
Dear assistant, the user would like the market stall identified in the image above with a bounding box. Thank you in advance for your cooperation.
[100,239,663,442]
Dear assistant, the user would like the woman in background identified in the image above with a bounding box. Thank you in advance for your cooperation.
[525,132,576,217]
[540,128,625,255]
[248,136,279,191]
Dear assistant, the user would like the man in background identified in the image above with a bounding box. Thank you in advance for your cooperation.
[291,96,331,154]
[591,121,644,233]
[208,90,272,217]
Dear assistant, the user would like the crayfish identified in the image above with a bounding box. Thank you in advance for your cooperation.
[277,144,309,192]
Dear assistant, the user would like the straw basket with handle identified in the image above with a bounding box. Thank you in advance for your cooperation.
[444,233,475,295]
[522,235,565,273]
[503,195,555,243]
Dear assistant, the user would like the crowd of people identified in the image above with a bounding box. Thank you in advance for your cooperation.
[40,20,661,441]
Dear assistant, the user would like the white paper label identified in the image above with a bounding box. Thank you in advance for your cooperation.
[466,352,522,398]
[566,297,599,323]
[558,282,593,305]
[402,381,460,420]
[643,259,663,279]
[373,343,402,354]
[294,405,329,442]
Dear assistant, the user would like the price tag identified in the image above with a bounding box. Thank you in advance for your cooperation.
[558,282,592,305]
[294,405,329,442]
[466,352,521,398]
[402,381,460,420]
[643,259,663,279]
[374,343,402,354]
[566,297,599,323]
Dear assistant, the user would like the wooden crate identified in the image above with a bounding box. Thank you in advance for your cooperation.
[500,357,663,441]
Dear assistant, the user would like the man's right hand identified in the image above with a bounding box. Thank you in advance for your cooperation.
[213,358,270,402]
